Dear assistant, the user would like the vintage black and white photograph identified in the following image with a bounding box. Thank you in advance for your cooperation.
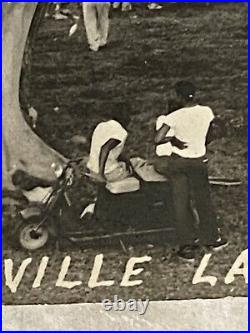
[2,1,248,330]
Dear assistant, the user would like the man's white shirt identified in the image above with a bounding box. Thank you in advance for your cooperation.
[156,115,174,156]
[87,120,128,174]
[156,105,214,158]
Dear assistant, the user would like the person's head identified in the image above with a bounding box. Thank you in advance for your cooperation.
[174,81,196,104]
[111,102,131,128]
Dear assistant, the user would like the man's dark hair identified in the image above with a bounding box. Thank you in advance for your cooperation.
[175,81,196,102]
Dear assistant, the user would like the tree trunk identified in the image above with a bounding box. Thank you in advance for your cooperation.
[2,3,66,192]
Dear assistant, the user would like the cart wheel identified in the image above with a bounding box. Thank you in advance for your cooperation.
[18,222,49,251]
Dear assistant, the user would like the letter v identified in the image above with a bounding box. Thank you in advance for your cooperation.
[4,258,32,293]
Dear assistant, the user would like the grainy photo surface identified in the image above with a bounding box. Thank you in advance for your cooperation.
[2,2,248,325]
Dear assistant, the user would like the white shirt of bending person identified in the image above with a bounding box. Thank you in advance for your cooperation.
[87,120,128,174]
[162,105,214,158]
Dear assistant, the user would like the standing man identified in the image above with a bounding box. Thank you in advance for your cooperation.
[154,81,228,262]
[82,2,111,52]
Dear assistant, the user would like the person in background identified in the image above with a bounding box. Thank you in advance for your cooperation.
[113,2,162,11]
[147,3,163,10]
[154,81,228,262]
[113,2,132,11]
[82,2,111,52]
[45,3,71,20]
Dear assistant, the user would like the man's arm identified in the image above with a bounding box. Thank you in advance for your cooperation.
[155,124,187,150]
[99,138,121,179]
[155,124,173,145]
[206,118,226,145]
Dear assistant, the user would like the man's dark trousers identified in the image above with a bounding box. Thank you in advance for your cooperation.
[155,154,219,246]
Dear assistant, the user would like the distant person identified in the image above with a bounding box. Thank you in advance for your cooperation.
[45,3,71,20]
[147,3,163,10]
[154,81,228,262]
[82,2,111,52]
[113,2,132,11]
[113,2,162,11]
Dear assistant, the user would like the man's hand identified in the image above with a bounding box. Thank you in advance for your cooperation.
[171,136,188,150]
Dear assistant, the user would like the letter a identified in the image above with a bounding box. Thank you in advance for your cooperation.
[225,249,248,284]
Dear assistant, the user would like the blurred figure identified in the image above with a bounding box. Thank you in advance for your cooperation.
[28,106,38,129]
[46,2,71,20]
[113,2,132,11]
[113,2,162,11]
[147,3,163,10]
[82,2,111,52]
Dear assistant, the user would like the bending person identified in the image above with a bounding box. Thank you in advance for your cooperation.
[87,103,166,184]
